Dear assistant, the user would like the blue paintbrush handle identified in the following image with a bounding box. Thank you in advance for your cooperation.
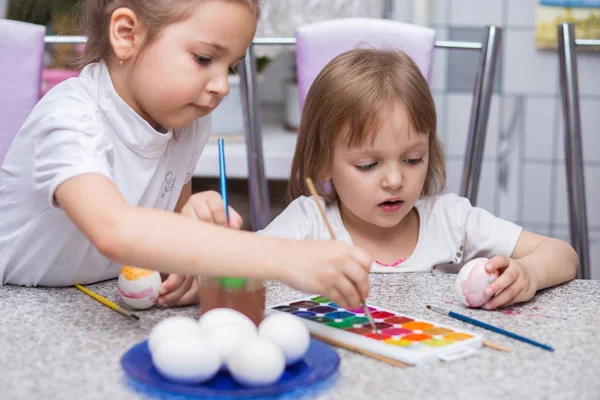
[448,311,554,352]
[217,138,229,221]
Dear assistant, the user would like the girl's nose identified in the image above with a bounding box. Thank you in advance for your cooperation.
[206,69,230,97]
[382,166,403,189]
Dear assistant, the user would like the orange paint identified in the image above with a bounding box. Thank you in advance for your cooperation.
[347,327,374,335]
[403,333,432,341]
[424,327,453,335]
[366,333,391,340]
[119,266,157,281]
[444,332,473,341]
[402,321,434,330]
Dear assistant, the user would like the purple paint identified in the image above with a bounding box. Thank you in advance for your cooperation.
[308,305,337,314]
[292,311,316,319]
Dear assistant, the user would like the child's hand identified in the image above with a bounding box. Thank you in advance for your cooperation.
[180,190,243,229]
[481,255,537,310]
[158,191,243,306]
[157,274,199,306]
[280,240,372,310]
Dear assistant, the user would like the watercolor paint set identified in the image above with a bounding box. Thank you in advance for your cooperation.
[268,295,483,365]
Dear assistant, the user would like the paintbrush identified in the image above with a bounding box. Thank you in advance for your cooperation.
[304,177,379,337]
[426,305,553,352]
[75,284,139,321]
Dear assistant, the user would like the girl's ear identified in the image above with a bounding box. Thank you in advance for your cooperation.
[109,7,145,63]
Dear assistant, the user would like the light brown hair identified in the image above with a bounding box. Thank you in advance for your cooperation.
[77,0,261,68]
[288,48,445,203]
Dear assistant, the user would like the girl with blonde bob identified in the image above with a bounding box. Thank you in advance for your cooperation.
[260,48,578,310]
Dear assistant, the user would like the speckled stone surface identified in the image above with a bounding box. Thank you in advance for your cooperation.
[1,273,599,400]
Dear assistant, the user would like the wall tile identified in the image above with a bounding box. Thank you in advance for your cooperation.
[449,0,504,27]
[577,53,600,97]
[506,0,537,28]
[522,163,552,224]
[430,28,448,91]
[503,30,559,95]
[523,97,562,161]
[430,0,449,26]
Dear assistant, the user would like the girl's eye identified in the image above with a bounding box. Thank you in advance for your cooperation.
[196,55,212,65]
[405,158,424,165]
[356,162,378,171]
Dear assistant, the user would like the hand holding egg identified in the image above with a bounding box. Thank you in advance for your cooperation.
[455,257,499,308]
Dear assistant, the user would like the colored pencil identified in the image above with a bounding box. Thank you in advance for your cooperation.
[311,333,407,368]
[75,284,139,321]
[426,305,553,352]
[304,177,379,338]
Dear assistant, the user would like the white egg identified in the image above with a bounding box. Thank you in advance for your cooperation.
[259,313,310,365]
[148,316,204,354]
[118,266,162,309]
[227,337,285,387]
[205,322,257,369]
[152,335,221,384]
[198,308,257,334]
[455,257,498,308]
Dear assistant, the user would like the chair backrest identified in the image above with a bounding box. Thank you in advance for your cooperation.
[0,19,46,165]
[295,18,436,111]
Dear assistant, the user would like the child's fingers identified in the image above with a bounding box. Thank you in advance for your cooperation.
[484,280,523,310]
[206,198,229,226]
[228,206,244,229]
[348,246,374,273]
[334,276,362,310]
[343,260,370,300]
[159,273,185,296]
[484,265,519,299]
[484,255,510,273]
[172,279,200,306]
[158,276,194,305]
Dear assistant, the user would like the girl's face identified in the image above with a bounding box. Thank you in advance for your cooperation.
[326,106,430,232]
[120,1,257,130]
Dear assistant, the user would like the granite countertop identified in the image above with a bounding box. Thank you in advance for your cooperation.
[1,273,599,400]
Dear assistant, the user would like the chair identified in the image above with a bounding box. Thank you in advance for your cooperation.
[295,18,436,112]
[0,19,46,165]
[557,23,599,279]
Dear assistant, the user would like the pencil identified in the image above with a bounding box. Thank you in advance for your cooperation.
[75,284,139,321]
[311,333,407,368]
[426,305,553,352]
[304,177,379,337]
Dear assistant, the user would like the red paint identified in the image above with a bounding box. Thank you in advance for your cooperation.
[496,307,566,320]
[381,327,411,336]
[370,311,395,319]
[366,333,391,340]
[384,316,413,325]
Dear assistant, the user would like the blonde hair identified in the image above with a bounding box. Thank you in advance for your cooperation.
[78,0,260,68]
[289,48,445,203]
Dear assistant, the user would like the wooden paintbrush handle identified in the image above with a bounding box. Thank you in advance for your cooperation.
[311,333,408,368]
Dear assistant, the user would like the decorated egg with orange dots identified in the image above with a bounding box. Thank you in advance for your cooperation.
[118,266,162,309]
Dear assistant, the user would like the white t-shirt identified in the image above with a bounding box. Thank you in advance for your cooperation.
[0,61,210,286]
[258,194,523,273]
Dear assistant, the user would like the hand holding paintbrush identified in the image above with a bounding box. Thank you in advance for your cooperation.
[304,177,379,337]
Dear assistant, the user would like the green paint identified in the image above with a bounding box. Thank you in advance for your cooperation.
[311,295,331,303]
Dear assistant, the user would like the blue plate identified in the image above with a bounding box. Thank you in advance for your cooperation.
[121,339,340,398]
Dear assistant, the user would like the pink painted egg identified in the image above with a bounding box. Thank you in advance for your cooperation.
[455,257,498,308]
[118,266,162,309]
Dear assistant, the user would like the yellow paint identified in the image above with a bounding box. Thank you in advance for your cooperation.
[384,338,413,347]
[120,265,156,281]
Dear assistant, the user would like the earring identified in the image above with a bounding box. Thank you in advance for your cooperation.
[119,59,124,66]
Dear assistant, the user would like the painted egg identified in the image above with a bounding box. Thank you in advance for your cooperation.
[227,337,285,387]
[118,265,162,309]
[455,257,498,308]
[198,308,257,334]
[148,316,204,354]
[258,313,310,365]
[151,334,221,384]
